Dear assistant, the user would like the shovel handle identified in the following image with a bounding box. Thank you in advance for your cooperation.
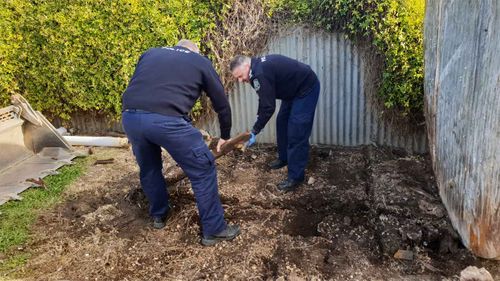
[165,131,251,185]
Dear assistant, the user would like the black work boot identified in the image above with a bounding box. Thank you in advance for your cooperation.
[268,159,287,170]
[152,204,172,229]
[201,224,241,246]
[152,216,167,229]
[277,179,303,192]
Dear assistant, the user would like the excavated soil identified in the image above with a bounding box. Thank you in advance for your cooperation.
[6,145,499,280]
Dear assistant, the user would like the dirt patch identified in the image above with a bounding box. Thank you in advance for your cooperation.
[8,145,499,280]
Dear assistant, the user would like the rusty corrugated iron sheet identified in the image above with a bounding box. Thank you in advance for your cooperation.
[203,27,427,153]
[424,0,500,259]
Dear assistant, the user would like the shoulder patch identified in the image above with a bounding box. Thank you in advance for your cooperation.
[252,79,261,91]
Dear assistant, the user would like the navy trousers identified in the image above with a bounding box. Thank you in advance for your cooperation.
[122,110,226,236]
[276,81,320,182]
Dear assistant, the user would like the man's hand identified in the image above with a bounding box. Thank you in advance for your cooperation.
[217,138,230,153]
[245,132,256,148]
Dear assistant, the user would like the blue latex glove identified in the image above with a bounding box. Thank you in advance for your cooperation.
[246,132,256,148]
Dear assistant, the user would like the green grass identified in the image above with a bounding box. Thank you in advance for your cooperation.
[0,157,88,274]
[0,253,29,276]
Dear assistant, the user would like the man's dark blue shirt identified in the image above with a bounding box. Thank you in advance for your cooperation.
[122,46,231,139]
[249,54,318,134]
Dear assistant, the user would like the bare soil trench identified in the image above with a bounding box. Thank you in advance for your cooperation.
[6,145,499,280]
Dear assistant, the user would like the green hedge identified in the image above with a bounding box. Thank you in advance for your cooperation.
[1,0,424,120]
[0,0,218,119]
[0,1,20,104]
[273,0,425,117]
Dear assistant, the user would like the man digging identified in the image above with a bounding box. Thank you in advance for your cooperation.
[122,39,240,246]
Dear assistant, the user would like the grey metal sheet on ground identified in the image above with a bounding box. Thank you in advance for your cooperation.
[0,147,76,205]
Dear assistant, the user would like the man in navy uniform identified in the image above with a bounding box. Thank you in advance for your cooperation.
[122,39,240,246]
[230,54,320,192]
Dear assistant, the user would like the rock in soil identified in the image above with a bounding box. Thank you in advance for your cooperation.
[307,176,315,185]
[394,249,414,260]
[460,266,494,281]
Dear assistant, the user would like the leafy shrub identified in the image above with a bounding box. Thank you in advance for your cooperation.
[0,0,218,119]
[272,0,425,117]
[1,0,424,120]
[0,1,22,106]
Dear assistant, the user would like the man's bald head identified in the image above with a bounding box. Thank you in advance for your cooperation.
[176,39,200,54]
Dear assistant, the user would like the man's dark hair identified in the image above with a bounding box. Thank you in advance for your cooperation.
[229,55,250,71]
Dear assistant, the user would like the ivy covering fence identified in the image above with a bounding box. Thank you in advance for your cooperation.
[275,0,425,117]
[0,0,424,121]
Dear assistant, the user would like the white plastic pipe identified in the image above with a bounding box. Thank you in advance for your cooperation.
[64,136,129,148]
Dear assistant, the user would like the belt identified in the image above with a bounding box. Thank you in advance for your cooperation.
[123,109,151,113]
[123,109,192,123]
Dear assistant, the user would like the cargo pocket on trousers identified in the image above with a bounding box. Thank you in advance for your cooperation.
[192,145,215,167]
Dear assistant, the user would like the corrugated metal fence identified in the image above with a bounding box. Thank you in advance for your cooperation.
[204,27,427,153]
[59,27,427,153]
[424,0,500,259]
